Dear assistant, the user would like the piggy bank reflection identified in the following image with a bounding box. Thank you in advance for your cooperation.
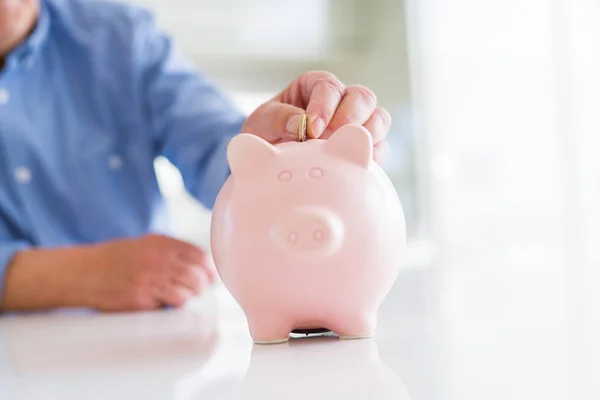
[218,337,412,400]
[210,124,406,343]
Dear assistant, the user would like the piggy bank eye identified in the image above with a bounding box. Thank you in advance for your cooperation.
[308,168,323,179]
[278,171,292,182]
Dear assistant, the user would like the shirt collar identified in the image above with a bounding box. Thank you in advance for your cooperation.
[7,0,50,68]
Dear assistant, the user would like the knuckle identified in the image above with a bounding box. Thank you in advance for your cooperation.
[324,80,346,97]
[376,107,392,125]
[350,85,377,107]
[306,70,335,81]
[315,73,345,95]
[135,251,161,271]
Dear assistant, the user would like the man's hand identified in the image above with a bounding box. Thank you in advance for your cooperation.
[81,234,216,311]
[241,71,391,163]
[0,234,216,312]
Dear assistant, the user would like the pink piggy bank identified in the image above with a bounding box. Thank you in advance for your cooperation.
[210,124,406,344]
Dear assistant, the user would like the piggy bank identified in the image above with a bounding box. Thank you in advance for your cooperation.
[210,124,406,344]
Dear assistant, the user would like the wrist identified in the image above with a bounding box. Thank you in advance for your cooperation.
[0,245,95,311]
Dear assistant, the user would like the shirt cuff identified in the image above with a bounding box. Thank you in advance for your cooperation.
[0,241,32,303]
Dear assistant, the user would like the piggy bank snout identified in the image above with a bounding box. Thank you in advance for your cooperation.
[269,207,344,256]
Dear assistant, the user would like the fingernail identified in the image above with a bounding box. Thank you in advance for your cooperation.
[286,114,303,138]
[310,116,324,138]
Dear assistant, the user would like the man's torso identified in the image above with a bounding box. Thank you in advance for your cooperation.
[0,0,171,246]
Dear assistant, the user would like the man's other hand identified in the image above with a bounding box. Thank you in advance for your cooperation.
[1,234,216,312]
[83,234,216,311]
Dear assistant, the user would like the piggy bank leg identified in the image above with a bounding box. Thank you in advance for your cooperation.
[247,315,292,344]
[328,312,376,340]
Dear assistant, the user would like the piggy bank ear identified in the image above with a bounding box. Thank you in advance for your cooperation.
[324,124,373,168]
[227,133,279,177]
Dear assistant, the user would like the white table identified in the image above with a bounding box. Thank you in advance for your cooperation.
[0,254,598,400]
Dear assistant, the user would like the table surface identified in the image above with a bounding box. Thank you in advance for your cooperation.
[0,253,598,400]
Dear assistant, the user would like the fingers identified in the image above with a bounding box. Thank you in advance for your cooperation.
[157,284,195,308]
[148,234,217,284]
[172,240,218,285]
[149,234,205,262]
[322,85,377,139]
[236,69,391,166]
[202,258,218,284]
[373,140,389,164]
[171,263,208,295]
[362,106,392,145]
[298,74,388,147]
[242,101,305,143]
[245,71,389,147]
[150,262,213,308]
[158,262,212,307]
[196,268,211,290]
[301,71,346,138]
[169,238,207,263]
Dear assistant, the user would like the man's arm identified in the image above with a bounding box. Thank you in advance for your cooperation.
[0,234,216,312]
[1,9,238,313]
[134,11,246,209]
[0,245,93,311]
[0,216,92,311]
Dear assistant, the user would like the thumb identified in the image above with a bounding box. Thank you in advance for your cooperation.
[243,101,306,143]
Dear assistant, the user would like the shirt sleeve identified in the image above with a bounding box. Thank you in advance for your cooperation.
[0,241,31,303]
[134,11,247,209]
[0,210,33,302]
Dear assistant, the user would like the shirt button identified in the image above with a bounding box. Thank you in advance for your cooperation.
[14,167,32,184]
[0,88,9,105]
[108,155,123,170]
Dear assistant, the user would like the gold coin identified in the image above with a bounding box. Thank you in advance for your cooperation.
[297,114,308,142]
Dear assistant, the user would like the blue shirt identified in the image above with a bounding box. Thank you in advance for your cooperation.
[0,0,246,296]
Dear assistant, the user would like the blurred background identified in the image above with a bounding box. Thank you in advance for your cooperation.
[122,0,599,267]
[119,1,600,396]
